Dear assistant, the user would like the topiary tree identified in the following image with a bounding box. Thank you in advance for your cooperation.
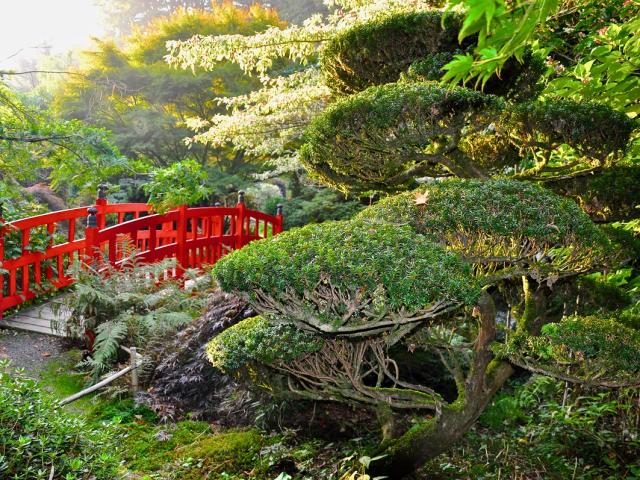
[302,9,636,197]
[188,3,638,477]
[300,81,634,194]
[209,181,635,477]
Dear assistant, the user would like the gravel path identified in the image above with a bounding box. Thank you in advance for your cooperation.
[0,328,67,374]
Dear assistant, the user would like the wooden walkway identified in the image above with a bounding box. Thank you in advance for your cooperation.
[1,297,70,337]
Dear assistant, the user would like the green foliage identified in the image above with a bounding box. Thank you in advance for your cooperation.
[498,309,640,383]
[441,0,560,89]
[0,82,129,195]
[300,82,504,193]
[540,316,640,373]
[143,159,211,212]
[547,165,640,222]
[444,0,640,117]
[432,377,640,479]
[0,361,120,479]
[507,99,635,162]
[265,186,364,229]
[545,6,640,117]
[357,178,609,275]
[321,10,546,99]
[320,11,463,94]
[65,258,211,379]
[213,220,480,325]
[53,3,280,168]
[207,315,323,372]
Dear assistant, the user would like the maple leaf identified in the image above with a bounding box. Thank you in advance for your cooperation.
[415,192,429,205]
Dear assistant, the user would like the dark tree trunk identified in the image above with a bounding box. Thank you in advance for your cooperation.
[370,293,514,478]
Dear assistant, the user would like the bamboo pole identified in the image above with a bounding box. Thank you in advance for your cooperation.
[60,365,134,405]
[130,347,139,394]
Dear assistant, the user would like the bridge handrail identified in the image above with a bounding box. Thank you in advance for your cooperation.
[0,189,283,318]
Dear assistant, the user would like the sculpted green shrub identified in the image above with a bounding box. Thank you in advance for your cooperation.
[506,99,634,164]
[356,179,610,277]
[498,313,640,386]
[300,80,634,194]
[213,220,480,336]
[300,82,506,193]
[320,11,463,95]
[320,11,545,99]
[0,362,120,479]
[210,184,625,477]
[207,315,322,372]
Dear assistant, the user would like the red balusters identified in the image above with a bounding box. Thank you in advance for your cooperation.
[0,191,283,318]
[176,204,188,277]
[0,202,4,319]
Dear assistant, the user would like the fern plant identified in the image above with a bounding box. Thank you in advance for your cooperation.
[64,256,212,381]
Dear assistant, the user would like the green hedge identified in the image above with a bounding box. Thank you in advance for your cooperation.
[212,220,480,325]
[207,315,323,372]
[356,179,609,270]
[300,82,506,193]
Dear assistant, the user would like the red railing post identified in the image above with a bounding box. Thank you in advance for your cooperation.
[275,204,284,234]
[0,201,5,319]
[84,207,100,268]
[235,191,246,249]
[176,204,188,277]
[96,184,108,229]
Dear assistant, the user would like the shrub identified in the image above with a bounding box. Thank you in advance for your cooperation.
[300,82,506,193]
[320,11,463,94]
[212,220,480,335]
[143,159,211,212]
[506,99,635,163]
[207,315,322,373]
[320,11,545,99]
[500,313,640,379]
[357,179,610,278]
[0,362,120,479]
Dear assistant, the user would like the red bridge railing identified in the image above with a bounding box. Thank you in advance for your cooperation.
[0,190,283,318]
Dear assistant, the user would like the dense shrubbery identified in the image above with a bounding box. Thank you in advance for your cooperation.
[208,315,322,373]
[357,178,610,277]
[0,362,120,479]
[213,220,479,335]
[65,258,212,379]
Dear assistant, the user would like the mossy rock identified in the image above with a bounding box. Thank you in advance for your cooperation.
[356,179,610,276]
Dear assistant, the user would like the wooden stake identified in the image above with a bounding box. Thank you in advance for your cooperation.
[130,346,139,394]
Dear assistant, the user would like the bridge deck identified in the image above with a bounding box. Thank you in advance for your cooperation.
[1,297,70,337]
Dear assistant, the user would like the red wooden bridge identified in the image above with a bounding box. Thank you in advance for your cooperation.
[0,189,282,327]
